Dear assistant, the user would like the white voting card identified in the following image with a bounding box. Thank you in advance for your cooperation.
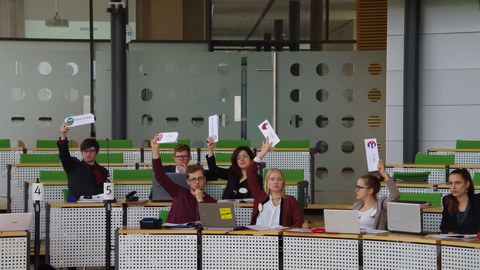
[258,119,281,147]
[64,113,95,127]
[157,132,179,144]
[209,114,219,142]
[364,138,379,172]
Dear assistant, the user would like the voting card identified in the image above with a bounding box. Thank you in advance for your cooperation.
[364,138,379,172]
[64,113,95,127]
[157,132,179,144]
[258,119,280,147]
[209,114,219,142]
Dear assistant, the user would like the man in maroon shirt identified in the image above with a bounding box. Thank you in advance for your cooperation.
[151,136,216,224]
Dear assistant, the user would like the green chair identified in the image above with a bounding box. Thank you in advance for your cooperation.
[274,140,310,149]
[0,139,11,148]
[112,169,152,183]
[414,153,454,165]
[20,154,60,164]
[399,192,442,207]
[393,171,431,182]
[263,169,304,183]
[215,140,251,148]
[36,139,74,148]
[39,171,68,184]
[456,140,480,149]
[473,172,480,186]
[96,153,124,163]
[214,153,233,163]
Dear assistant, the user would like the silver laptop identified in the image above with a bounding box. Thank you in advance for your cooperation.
[0,213,32,231]
[152,173,189,201]
[324,209,361,234]
[198,203,239,230]
[387,202,423,234]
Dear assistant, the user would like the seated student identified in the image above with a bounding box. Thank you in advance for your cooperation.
[353,160,400,230]
[151,136,216,224]
[246,139,304,228]
[206,137,263,200]
[440,168,480,234]
[57,122,109,198]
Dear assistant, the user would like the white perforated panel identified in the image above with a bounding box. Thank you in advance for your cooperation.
[423,213,442,233]
[234,207,253,226]
[454,152,480,165]
[363,240,437,270]
[0,236,28,270]
[0,150,20,197]
[117,233,197,270]
[203,185,225,200]
[202,234,279,270]
[386,167,447,184]
[48,206,122,268]
[442,245,480,270]
[283,236,359,270]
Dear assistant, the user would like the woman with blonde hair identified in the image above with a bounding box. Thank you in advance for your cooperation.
[246,139,304,227]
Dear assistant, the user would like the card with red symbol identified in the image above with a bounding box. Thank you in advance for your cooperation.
[157,132,179,144]
[364,138,379,172]
[258,119,280,147]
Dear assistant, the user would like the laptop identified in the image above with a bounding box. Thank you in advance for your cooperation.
[198,203,240,230]
[151,173,189,202]
[387,202,426,234]
[0,213,32,232]
[324,209,361,234]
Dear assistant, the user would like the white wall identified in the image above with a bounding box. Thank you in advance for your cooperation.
[386,0,480,163]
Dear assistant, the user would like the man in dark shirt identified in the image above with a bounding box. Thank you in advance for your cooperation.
[58,122,109,198]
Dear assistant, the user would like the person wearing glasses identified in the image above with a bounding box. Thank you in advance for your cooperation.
[353,159,399,230]
[151,135,216,224]
[58,122,109,199]
[440,168,480,234]
[206,137,263,200]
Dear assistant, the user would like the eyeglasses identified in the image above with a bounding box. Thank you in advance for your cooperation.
[355,185,368,190]
[82,149,97,154]
[188,176,206,183]
[175,155,190,159]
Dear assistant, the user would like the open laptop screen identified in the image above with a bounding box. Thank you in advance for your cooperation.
[151,173,188,202]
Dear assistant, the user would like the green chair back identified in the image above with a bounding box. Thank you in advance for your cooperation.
[36,139,73,148]
[113,169,152,183]
[214,153,233,163]
[39,171,67,183]
[455,140,480,149]
[399,192,442,207]
[215,140,251,148]
[159,153,175,163]
[96,153,124,163]
[414,153,454,165]
[98,139,133,149]
[274,140,310,149]
[263,169,304,183]
[473,172,480,186]
[20,154,60,164]
[0,139,11,148]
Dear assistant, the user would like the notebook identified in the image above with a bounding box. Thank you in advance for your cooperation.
[0,213,32,231]
[387,202,425,234]
[151,173,189,201]
[198,203,239,230]
[324,209,361,234]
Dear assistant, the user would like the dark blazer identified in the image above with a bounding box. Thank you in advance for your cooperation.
[206,154,263,199]
[440,194,480,234]
[247,161,304,227]
[57,139,109,197]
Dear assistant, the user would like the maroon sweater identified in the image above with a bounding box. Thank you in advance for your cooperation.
[247,161,304,227]
[152,158,216,223]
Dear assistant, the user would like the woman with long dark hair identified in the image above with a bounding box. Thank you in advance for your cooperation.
[206,137,263,199]
[440,168,480,234]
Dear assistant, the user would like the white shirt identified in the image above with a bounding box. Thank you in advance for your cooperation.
[255,195,281,227]
[358,207,376,230]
